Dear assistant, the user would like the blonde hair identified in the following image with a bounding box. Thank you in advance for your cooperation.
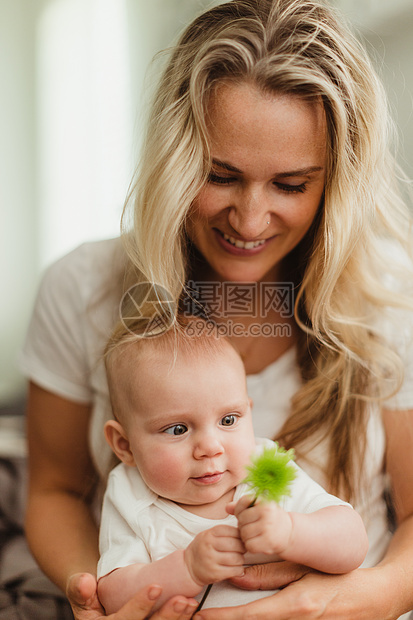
[114,0,413,500]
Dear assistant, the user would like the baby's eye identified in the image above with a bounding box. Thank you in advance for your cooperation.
[220,415,237,427]
[164,424,188,436]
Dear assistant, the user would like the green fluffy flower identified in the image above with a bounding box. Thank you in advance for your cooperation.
[243,443,297,503]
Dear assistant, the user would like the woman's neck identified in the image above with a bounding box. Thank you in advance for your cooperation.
[186,250,298,373]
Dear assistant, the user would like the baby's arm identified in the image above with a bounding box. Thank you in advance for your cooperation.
[232,495,368,574]
[98,524,245,614]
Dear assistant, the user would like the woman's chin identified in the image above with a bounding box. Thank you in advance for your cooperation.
[206,261,281,284]
[187,238,282,283]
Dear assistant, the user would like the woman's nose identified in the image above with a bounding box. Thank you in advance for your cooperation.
[227,186,271,239]
[193,432,224,459]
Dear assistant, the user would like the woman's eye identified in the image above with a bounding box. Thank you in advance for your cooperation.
[220,415,237,427]
[208,173,234,185]
[164,424,188,436]
[275,182,306,194]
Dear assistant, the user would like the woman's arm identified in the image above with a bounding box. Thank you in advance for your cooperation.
[193,408,413,619]
[25,382,99,587]
[379,408,413,576]
[25,382,198,620]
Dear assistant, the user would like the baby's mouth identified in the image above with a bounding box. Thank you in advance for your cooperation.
[193,471,224,484]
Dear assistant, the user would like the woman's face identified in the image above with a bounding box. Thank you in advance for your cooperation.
[186,82,327,283]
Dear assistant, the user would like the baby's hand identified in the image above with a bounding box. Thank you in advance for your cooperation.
[231,495,293,556]
[184,525,245,586]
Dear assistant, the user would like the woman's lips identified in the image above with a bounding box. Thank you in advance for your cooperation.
[214,229,273,256]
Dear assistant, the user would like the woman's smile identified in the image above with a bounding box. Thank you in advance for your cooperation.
[214,228,274,256]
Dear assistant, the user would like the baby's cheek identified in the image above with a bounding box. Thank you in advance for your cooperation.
[141,452,185,496]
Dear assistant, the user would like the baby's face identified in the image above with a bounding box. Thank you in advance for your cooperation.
[123,343,256,514]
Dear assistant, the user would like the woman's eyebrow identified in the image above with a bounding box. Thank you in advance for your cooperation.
[276,166,324,178]
[212,158,242,173]
[212,158,323,178]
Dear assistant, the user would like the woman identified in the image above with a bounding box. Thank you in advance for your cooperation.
[21,0,413,618]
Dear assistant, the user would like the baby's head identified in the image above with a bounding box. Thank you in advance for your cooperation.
[104,323,256,514]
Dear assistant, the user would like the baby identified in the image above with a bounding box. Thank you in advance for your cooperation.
[97,326,368,614]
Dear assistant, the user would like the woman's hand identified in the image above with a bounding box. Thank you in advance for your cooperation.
[67,573,199,620]
[193,562,394,619]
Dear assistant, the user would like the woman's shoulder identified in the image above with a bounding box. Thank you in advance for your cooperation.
[19,238,126,402]
[33,237,128,324]
[41,237,125,297]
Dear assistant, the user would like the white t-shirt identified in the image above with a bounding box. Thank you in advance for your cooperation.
[97,438,350,608]
[19,239,413,614]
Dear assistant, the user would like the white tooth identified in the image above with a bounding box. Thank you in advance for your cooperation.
[222,232,266,248]
[223,233,236,246]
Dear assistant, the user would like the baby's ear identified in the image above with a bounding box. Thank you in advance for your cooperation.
[104,420,135,466]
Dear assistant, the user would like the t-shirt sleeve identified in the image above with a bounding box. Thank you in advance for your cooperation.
[97,465,153,579]
[249,439,351,513]
[19,245,93,403]
[281,462,351,514]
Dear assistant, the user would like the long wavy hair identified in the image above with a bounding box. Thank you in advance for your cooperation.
[114,0,413,501]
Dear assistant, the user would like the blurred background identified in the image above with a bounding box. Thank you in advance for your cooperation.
[1,0,413,409]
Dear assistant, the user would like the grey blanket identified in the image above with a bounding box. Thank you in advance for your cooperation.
[0,456,74,619]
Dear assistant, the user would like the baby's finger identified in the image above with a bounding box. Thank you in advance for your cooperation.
[216,551,246,568]
[210,524,241,539]
[209,560,246,582]
[232,494,256,518]
[236,504,262,528]
[212,535,246,554]
[238,520,263,542]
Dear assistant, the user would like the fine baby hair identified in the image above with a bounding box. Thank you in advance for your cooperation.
[104,316,243,425]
